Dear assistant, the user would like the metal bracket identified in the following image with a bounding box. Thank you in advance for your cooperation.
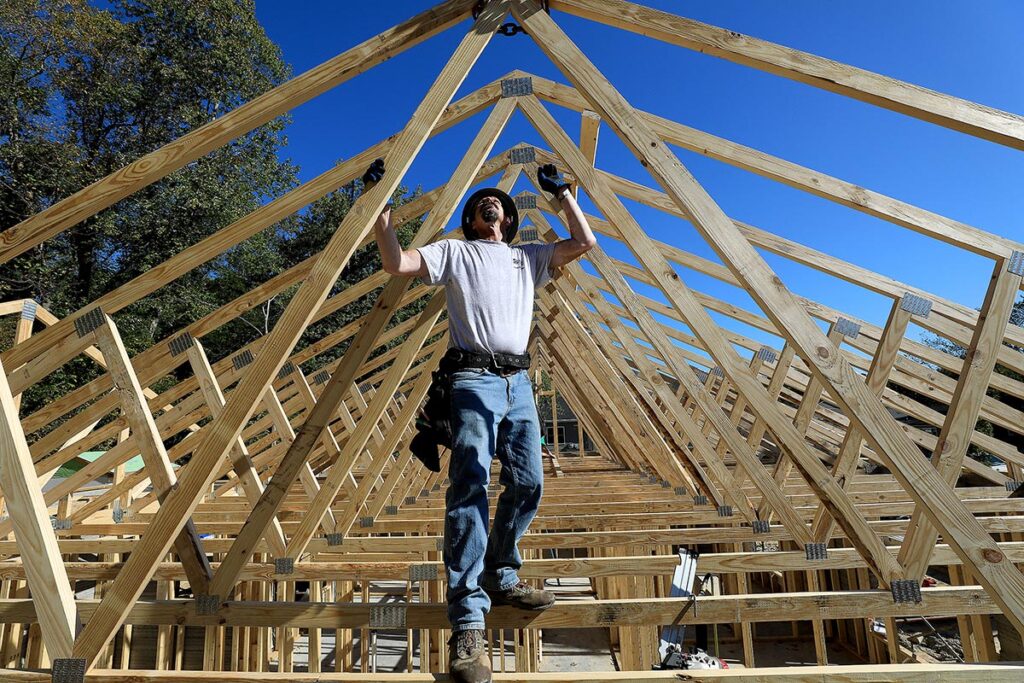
[325,532,344,546]
[834,317,861,339]
[51,517,72,530]
[900,293,933,317]
[168,332,194,357]
[112,500,125,524]
[518,227,539,242]
[716,505,733,518]
[274,557,295,575]
[51,658,86,683]
[805,543,828,561]
[195,594,221,615]
[384,505,399,516]
[369,604,407,629]
[757,347,777,364]
[410,564,439,581]
[510,146,536,164]
[496,21,527,37]
[1008,251,1024,276]
[232,349,254,370]
[890,578,922,604]
[277,361,295,380]
[752,520,770,534]
[74,308,104,338]
[359,516,375,528]
[20,299,37,322]
[501,76,533,97]
[514,194,537,210]
[693,494,708,506]
[313,370,331,385]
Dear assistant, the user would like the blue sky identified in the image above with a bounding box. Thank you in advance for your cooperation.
[253,1,1024,359]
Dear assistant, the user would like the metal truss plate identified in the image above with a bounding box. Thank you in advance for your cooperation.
[432,483,442,491]
[384,505,399,516]
[409,563,439,581]
[693,494,709,506]
[757,347,777,364]
[517,227,539,243]
[325,532,344,546]
[168,332,194,357]
[509,146,536,164]
[514,194,537,210]
[716,505,733,518]
[805,543,828,561]
[436,537,445,551]
[834,317,861,339]
[20,300,37,322]
[660,480,671,488]
[900,293,933,317]
[751,520,770,534]
[1008,251,1024,276]
[500,76,533,97]
[112,501,125,524]
[359,516,375,528]
[710,366,724,377]
[358,381,372,393]
[369,604,407,629]
[274,557,294,575]
[74,308,104,338]
[195,594,221,615]
[51,658,86,683]
[673,487,687,496]
[890,578,922,604]
[277,361,295,380]
[232,349,254,370]
[1005,480,1022,492]
[420,488,430,498]
[313,370,331,385]
[404,496,417,506]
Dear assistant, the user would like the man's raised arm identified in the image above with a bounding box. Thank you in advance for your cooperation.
[537,164,596,267]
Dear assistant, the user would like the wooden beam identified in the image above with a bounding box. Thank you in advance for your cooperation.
[899,257,1023,578]
[184,340,289,557]
[93,314,213,594]
[0,359,77,659]
[69,4,508,665]
[550,0,1024,152]
[0,0,472,264]
[513,0,1024,631]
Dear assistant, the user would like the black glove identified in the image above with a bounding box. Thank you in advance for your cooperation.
[362,158,386,185]
[537,163,571,196]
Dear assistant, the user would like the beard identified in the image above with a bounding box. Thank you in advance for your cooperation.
[481,206,499,223]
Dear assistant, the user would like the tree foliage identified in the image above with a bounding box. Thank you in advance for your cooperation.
[0,0,426,440]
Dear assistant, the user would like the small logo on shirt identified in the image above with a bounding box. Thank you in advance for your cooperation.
[511,252,525,269]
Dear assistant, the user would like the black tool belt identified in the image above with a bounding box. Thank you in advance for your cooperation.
[440,347,531,375]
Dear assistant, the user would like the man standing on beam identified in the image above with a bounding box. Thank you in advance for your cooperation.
[374,161,595,683]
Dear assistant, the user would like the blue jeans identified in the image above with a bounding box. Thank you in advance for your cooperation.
[444,368,543,632]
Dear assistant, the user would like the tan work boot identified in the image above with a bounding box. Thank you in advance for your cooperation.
[449,628,491,683]
[485,580,555,610]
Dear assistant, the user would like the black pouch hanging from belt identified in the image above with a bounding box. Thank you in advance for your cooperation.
[409,368,453,472]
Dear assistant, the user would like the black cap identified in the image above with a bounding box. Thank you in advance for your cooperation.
[461,188,519,243]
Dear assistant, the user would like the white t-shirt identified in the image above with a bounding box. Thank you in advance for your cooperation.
[416,239,555,355]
